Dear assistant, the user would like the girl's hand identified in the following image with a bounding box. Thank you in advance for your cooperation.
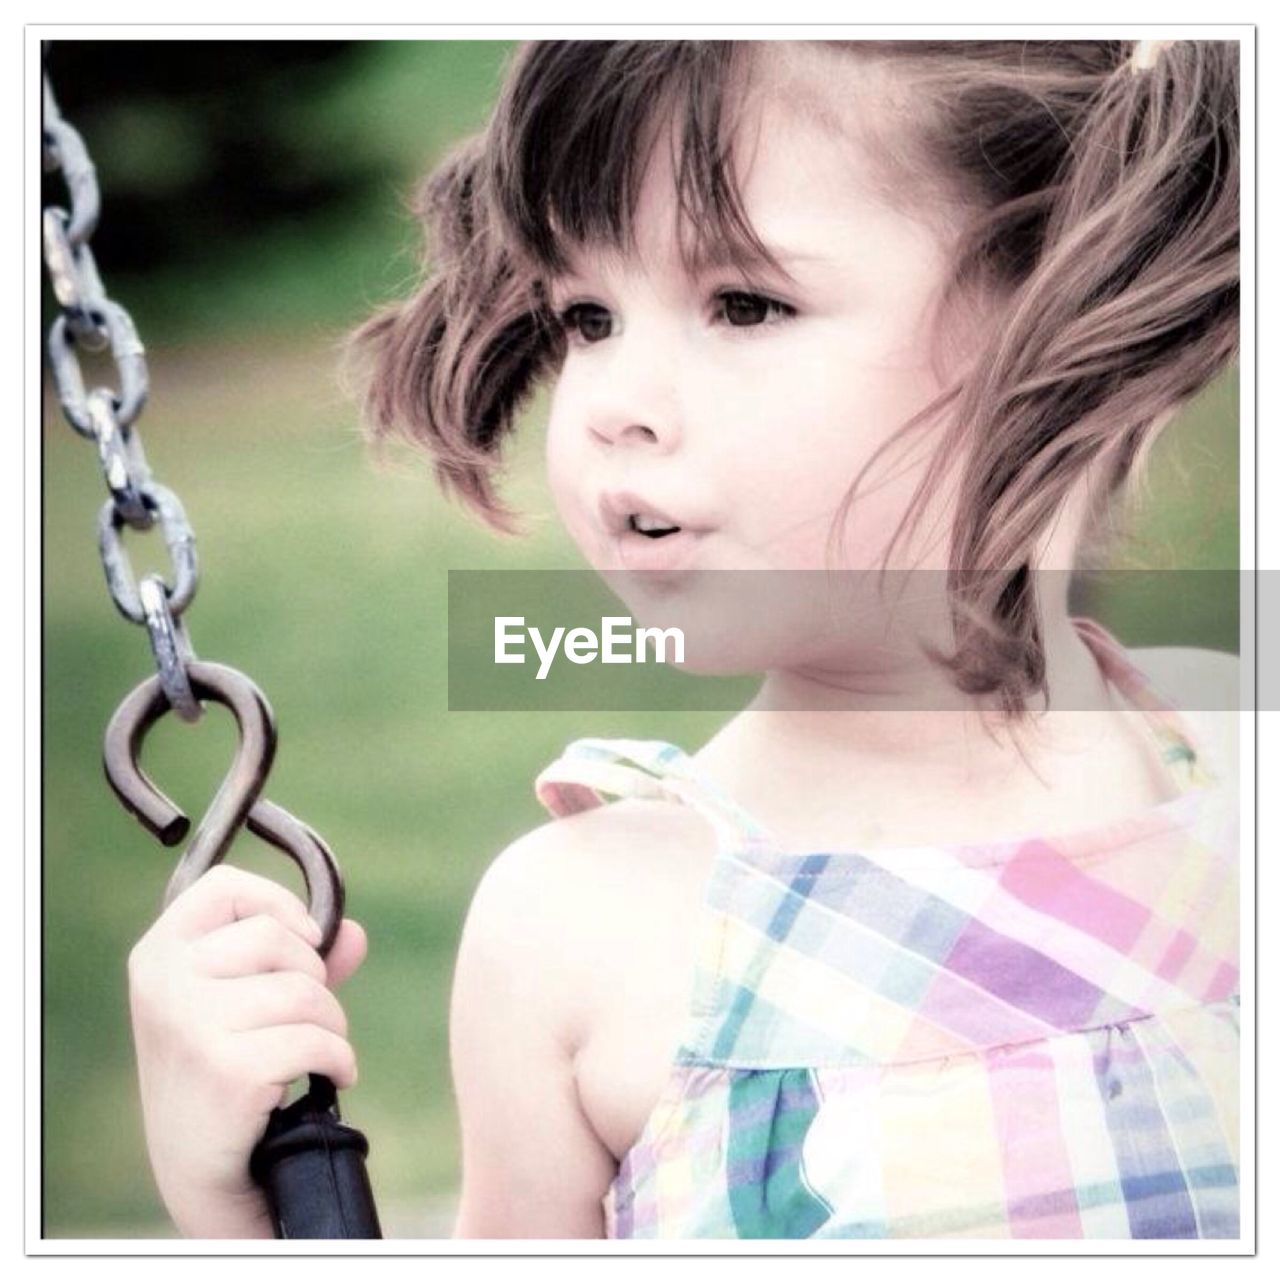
[126,863,367,1238]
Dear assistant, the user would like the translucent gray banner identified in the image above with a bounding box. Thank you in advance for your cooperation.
[447,569,1263,712]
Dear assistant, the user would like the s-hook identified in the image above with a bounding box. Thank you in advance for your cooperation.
[102,661,345,952]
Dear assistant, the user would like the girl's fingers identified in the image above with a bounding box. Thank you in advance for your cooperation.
[322,918,368,990]
[161,864,322,950]
[189,914,329,984]
[233,1023,359,1091]
[217,970,350,1040]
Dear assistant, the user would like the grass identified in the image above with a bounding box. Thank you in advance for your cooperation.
[41,328,1238,1237]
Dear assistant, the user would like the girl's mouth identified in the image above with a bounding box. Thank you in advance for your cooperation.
[629,513,681,538]
[598,491,708,572]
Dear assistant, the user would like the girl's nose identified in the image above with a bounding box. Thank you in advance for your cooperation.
[587,417,672,450]
[583,334,683,453]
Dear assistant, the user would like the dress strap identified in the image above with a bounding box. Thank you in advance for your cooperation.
[534,737,769,853]
[1070,615,1220,791]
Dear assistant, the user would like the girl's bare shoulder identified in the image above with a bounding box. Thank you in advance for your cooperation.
[483,795,714,894]
[474,797,716,951]
[463,797,716,1040]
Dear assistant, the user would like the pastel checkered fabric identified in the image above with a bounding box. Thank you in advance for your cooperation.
[534,618,1240,1239]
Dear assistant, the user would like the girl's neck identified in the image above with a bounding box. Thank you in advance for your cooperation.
[735,605,1118,766]
[691,605,1186,854]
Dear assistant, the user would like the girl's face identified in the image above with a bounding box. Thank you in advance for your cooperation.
[543,91,975,583]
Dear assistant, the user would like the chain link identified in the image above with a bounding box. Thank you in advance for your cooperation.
[47,304,150,435]
[86,389,154,528]
[139,576,202,722]
[42,208,109,350]
[42,57,202,719]
[41,74,99,246]
[98,484,198,624]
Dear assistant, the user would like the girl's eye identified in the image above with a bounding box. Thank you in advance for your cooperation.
[554,291,795,345]
[557,302,613,345]
[713,290,796,328]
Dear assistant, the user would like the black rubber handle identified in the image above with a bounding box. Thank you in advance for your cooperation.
[249,1073,382,1239]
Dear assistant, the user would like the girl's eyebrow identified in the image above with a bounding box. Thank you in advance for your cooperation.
[684,240,832,290]
[547,243,824,289]
[692,243,826,273]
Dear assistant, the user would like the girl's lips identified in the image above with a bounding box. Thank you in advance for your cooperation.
[615,526,705,572]
[599,489,691,536]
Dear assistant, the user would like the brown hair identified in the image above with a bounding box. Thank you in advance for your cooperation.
[351,39,1239,719]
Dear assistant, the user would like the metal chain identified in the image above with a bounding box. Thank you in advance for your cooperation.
[42,59,202,722]
[46,55,379,1231]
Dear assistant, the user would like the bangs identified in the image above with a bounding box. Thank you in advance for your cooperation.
[488,41,780,279]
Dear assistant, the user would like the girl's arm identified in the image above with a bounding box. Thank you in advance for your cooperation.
[448,826,618,1239]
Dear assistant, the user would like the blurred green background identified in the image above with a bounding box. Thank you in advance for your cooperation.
[40,40,1240,1238]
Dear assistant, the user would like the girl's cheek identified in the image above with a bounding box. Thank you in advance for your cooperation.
[544,406,608,563]
[544,421,581,519]
[732,384,941,571]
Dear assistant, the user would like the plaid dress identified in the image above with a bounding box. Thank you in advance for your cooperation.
[533,618,1240,1239]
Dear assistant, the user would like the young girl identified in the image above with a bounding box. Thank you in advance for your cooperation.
[127,38,1241,1240]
